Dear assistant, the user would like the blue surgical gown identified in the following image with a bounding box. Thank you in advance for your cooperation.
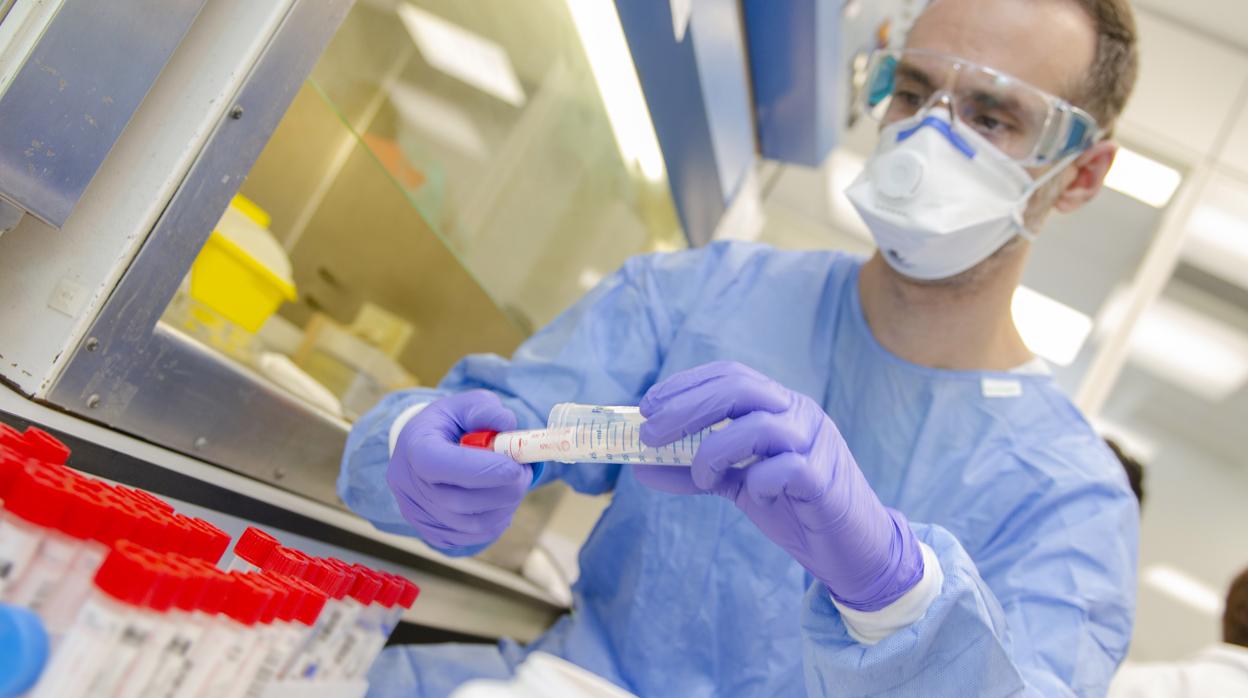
[339,242,1138,697]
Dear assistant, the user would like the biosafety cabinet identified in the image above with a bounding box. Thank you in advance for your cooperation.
[0,0,914,641]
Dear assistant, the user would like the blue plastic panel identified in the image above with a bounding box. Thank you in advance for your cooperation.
[614,0,756,246]
[743,0,842,167]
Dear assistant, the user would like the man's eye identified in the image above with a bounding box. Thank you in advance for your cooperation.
[973,115,1011,134]
[895,90,924,108]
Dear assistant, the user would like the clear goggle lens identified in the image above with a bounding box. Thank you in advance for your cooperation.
[861,49,1099,166]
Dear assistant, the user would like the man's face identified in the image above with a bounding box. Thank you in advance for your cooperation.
[896,0,1099,231]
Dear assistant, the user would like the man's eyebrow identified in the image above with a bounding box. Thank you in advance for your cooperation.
[964,89,1023,114]
[895,62,935,89]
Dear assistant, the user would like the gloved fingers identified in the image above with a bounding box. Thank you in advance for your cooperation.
[395,491,509,545]
[631,465,705,496]
[411,440,531,489]
[640,371,791,448]
[691,412,807,490]
[422,522,504,550]
[451,390,519,433]
[426,480,529,515]
[741,452,830,505]
[639,361,748,415]
[414,501,518,536]
[407,391,517,444]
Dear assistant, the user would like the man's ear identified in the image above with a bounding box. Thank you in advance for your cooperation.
[1054,140,1117,213]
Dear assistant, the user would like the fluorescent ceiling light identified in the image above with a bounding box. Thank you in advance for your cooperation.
[1012,286,1093,367]
[1181,197,1248,290]
[564,0,666,182]
[397,4,526,107]
[1143,565,1223,617]
[1104,147,1182,208]
[1099,288,1248,402]
[387,81,489,160]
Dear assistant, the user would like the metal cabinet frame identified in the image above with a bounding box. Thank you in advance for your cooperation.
[46,0,356,505]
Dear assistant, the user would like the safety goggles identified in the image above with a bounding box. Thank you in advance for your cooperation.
[860,48,1101,167]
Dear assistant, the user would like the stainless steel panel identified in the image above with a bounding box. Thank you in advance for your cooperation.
[49,0,355,494]
[0,0,207,226]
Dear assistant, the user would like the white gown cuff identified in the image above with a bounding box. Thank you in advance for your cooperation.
[388,402,430,456]
[832,541,943,645]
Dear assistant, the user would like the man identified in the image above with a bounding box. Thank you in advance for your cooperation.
[1109,567,1248,696]
[340,0,1141,694]
[1106,438,1146,507]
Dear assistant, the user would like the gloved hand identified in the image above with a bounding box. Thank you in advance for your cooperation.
[386,391,533,552]
[634,361,925,611]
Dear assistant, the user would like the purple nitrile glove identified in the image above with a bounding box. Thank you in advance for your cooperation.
[633,361,924,611]
[386,391,533,552]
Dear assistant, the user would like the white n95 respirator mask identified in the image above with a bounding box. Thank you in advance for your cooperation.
[846,112,1068,281]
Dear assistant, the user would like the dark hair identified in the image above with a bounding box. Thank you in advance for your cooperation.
[1066,0,1140,131]
[1104,438,1144,508]
[1224,568,1248,647]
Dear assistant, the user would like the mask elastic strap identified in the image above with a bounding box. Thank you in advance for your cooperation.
[1013,151,1083,241]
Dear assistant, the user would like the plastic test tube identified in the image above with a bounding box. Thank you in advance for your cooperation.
[244,575,328,695]
[300,558,366,678]
[227,527,280,572]
[218,575,290,698]
[0,458,52,594]
[86,550,185,698]
[0,466,75,601]
[241,546,316,691]
[460,402,749,467]
[283,559,350,679]
[135,556,220,698]
[110,555,193,698]
[192,574,275,697]
[332,567,392,680]
[28,542,159,698]
[321,566,382,679]
[163,567,248,698]
[7,478,112,616]
[341,571,403,680]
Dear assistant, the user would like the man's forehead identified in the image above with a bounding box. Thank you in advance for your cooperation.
[904,0,1096,100]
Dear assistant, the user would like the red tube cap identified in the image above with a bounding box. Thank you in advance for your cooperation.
[233,527,280,568]
[114,486,174,513]
[289,577,328,627]
[0,449,34,500]
[196,567,234,616]
[224,574,271,626]
[0,424,23,451]
[303,559,349,600]
[459,431,498,450]
[375,575,403,609]
[164,556,208,613]
[397,577,420,609]
[21,428,70,465]
[347,566,382,606]
[264,546,311,577]
[186,519,231,564]
[57,490,110,541]
[5,467,74,529]
[94,541,158,606]
[252,574,290,624]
